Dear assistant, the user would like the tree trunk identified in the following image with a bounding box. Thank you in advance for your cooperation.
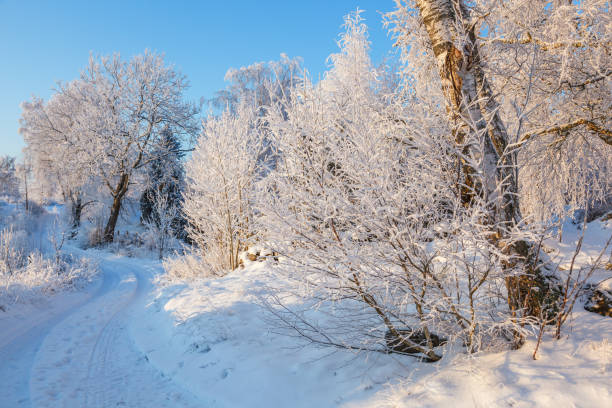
[70,193,83,237]
[23,169,29,212]
[104,174,130,243]
[414,0,537,322]
[415,0,509,205]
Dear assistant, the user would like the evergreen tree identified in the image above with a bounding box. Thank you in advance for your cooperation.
[0,156,20,202]
[140,127,187,240]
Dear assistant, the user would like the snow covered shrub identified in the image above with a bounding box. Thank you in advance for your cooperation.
[257,12,526,361]
[0,251,97,308]
[0,226,28,276]
[86,217,105,248]
[142,189,182,259]
[160,251,218,282]
[183,102,266,273]
[0,213,98,309]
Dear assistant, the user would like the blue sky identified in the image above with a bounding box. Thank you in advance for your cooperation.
[0,0,398,157]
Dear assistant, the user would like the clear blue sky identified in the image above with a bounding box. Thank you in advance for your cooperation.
[0,0,398,157]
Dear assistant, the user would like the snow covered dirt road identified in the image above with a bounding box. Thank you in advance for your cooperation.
[0,255,203,408]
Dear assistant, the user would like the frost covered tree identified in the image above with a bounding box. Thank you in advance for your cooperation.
[381,0,612,347]
[211,54,302,114]
[140,126,186,240]
[384,0,557,329]
[48,52,198,243]
[183,102,265,273]
[22,53,198,242]
[82,52,199,242]
[386,0,611,225]
[20,86,95,232]
[258,12,523,361]
[478,0,612,221]
[0,156,20,202]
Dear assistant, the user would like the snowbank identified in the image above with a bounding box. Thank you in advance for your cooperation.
[380,308,612,407]
[131,219,612,407]
[131,260,410,408]
[0,201,99,312]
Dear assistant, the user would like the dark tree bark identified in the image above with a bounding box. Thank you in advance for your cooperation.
[71,195,83,229]
[103,173,130,243]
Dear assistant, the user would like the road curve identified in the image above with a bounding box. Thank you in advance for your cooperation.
[0,255,203,408]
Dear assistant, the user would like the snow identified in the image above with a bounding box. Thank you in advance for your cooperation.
[546,218,612,291]
[131,260,407,408]
[380,309,612,407]
[0,218,610,407]
[0,276,101,407]
[129,219,612,408]
[0,253,202,407]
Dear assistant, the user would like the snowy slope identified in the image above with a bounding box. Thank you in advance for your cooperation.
[130,261,410,408]
[132,219,612,408]
[379,308,612,407]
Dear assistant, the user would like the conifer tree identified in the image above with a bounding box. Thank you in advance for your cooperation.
[140,127,186,240]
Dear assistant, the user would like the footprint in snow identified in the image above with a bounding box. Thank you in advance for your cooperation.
[221,368,232,379]
[188,342,211,354]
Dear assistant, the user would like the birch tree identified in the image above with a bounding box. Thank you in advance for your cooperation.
[183,102,265,272]
[258,12,525,361]
[385,0,563,329]
[20,86,94,231]
[478,0,612,221]
[387,0,611,224]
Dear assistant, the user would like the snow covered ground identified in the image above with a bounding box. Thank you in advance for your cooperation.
[0,280,98,407]
[0,253,202,407]
[0,218,610,407]
[133,218,612,408]
[132,260,409,408]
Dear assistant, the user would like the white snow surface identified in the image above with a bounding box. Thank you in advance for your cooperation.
[132,218,612,408]
[134,261,408,408]
[0,253,202,407]
[0,219,610,407]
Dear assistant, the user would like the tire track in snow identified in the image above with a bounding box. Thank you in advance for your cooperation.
[0,270,106,407]
[28,257,203,408]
